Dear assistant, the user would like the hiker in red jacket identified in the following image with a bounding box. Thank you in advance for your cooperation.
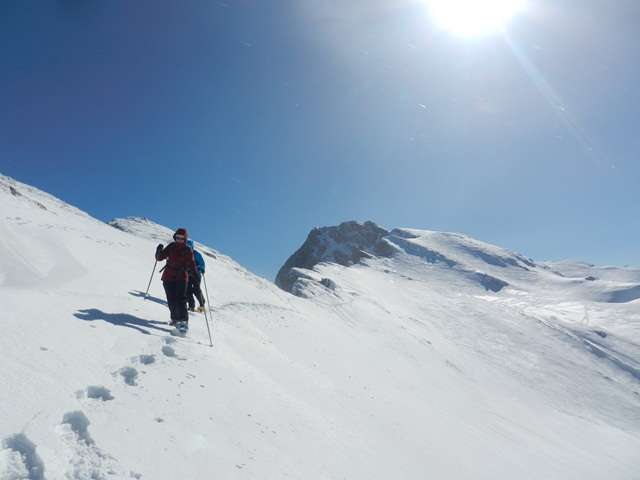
[155,228,197,332]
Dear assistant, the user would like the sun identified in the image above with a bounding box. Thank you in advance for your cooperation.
[426,0,526,36]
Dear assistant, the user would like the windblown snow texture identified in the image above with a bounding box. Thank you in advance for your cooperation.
[1,173,639,479]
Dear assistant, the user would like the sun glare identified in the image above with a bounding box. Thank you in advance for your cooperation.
[427,0,526,36]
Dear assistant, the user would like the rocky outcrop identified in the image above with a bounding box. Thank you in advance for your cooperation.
[275,221,392,293]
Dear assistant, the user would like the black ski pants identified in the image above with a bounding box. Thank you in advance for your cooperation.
[187,273,205,309]
[163,280,188,323]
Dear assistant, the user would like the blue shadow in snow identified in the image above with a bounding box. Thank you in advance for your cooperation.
[74,309,171,335]
[129,290,167,307]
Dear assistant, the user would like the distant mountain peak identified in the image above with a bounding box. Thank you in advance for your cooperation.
[275,220,394,292]
[276,222,542,297]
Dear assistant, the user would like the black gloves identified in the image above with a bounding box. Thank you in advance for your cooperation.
[156,244,164,253]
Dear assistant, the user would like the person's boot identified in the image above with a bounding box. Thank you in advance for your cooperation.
[188,306,195,312]
[177,320,188,334]
[197,305,205,313]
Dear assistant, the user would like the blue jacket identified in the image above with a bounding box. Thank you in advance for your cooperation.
[187,240,206,274]
[194,250,205,274]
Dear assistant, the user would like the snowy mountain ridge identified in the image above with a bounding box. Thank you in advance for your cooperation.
[1,173,640,479]
[1,174,92,220]
[108,217,219,258]
[278,220,640,306]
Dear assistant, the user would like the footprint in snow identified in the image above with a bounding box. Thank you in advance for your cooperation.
[59,411,142,479]
[162,345,177,358]
[75,386,115,401]
[119,366,139,386]
[161,336,186,359]
[0,432,46,480]
[62,411,93,444]
[136,354,156,365]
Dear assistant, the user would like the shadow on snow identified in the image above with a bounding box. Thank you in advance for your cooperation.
[129,290,167,306]
[74,308,171,335]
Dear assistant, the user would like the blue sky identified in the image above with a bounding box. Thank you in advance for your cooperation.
[1,0,639,278]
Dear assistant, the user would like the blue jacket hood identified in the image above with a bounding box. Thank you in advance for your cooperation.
[186,239,205,273]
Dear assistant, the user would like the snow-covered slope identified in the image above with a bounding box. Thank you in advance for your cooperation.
[2,174,639,479]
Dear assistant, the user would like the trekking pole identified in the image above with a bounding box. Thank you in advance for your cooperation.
[144,260,158,300]
[202,301,214,347]
[202,273,214,346]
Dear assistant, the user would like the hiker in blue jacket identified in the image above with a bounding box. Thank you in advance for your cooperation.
[186,239,206,312]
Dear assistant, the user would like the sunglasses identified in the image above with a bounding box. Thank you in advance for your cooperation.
[174,235,186,242]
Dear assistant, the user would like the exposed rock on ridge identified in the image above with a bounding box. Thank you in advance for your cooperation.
[275,221,392,292]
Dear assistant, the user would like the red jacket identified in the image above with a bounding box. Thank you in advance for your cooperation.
[156,242,197,282]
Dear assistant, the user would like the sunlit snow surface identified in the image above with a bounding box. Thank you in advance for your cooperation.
[1,173,639,479]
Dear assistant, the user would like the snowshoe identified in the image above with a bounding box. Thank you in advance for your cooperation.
[176,321,189,335]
